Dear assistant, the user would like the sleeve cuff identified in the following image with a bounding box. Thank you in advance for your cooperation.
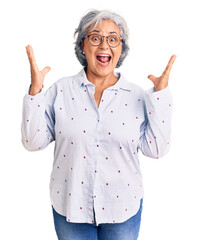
[145,86,172,101]
[144,86,173,112]
[25,85,45,100]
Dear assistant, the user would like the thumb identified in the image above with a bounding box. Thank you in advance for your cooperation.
[41,66,51,77]
[147,74,157,82]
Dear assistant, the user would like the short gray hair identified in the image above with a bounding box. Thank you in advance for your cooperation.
[74,9,129,68]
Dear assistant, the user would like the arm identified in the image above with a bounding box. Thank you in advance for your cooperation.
[137,86,172,158]
[21,84,56,151]
[21,44,54,151]
[137,54,176,159]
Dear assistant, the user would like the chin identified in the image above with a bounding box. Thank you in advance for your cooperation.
[95,67,114,77]
[95,62,116,75]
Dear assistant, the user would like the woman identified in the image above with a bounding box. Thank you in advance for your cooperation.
[21,9,176,240]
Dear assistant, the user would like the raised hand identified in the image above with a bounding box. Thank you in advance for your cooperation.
[148,55,176,91]
[26,45,51,96]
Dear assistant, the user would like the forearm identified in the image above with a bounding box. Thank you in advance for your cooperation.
[21,87,54,151]
[138,86,173,158]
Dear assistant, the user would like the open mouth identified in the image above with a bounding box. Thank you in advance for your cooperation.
[96,54,111,63]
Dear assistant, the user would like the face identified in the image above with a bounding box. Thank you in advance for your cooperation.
[82,19,122,78]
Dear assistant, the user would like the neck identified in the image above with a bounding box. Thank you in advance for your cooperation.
[85,68,118,88]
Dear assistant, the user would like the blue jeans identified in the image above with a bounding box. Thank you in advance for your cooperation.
[52,198,143,240]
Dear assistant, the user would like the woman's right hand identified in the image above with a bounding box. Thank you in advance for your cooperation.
[26,45,51,96]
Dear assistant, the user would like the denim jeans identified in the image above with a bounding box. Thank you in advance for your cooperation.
[52,198,143,240]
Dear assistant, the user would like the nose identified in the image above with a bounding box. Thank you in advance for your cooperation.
[99,36,109,49]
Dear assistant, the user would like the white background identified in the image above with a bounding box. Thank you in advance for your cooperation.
[1,0,197,239]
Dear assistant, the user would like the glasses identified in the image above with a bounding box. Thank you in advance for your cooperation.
[84,34,123,48]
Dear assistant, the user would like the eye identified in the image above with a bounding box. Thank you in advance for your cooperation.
[90,35,100,42]
[109,36,118,42]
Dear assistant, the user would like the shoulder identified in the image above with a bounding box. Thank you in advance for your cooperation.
[46,72,79,93]
[129,82,145,93]
[53,75,75,87]
[49,69,84,91]
[43,74,75,104]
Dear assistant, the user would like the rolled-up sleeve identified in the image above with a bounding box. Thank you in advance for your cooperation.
[137,86,173,159]
[21,84,56,151]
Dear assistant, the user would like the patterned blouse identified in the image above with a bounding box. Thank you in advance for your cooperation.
[21,68,173,226]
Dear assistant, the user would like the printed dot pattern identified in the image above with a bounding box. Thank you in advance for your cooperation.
[22,70,173,226]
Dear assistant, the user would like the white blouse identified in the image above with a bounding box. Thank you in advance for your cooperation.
[21,68,173,226]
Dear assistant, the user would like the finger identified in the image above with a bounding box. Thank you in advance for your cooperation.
[41,66,51,77]
[162,54,177,76]
[147,74,157,82]
[26,45,38,69]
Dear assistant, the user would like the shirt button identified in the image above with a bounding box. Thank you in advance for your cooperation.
[98,119,100,122]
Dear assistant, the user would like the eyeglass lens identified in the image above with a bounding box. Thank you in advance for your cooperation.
[88,34,121,47]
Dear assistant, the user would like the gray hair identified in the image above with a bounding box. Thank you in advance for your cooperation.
[74,9,129,68]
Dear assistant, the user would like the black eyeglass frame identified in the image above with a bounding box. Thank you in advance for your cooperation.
[84,34,123,48]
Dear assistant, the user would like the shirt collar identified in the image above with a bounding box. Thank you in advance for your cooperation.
[73,68,132,91]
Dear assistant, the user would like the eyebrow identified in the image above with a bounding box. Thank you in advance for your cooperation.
[109,31,118,35]
[89,30,100,33]
[89,30,118,35]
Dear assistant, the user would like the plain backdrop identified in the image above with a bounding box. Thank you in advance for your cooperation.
[1,0,197,239]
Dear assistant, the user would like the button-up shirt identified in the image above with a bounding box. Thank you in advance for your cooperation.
[21,68,173,226]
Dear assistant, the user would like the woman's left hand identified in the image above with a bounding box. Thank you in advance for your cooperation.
[148,55,176,91]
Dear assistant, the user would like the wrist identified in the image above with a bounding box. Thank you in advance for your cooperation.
[29,84,43,96]
[155,84,168,92]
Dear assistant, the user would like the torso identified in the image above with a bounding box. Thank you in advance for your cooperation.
[91,75,119,108]
[94,88,104,108]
